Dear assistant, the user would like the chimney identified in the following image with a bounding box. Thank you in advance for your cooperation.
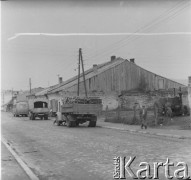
[59,77,63,84]
[130,58,135,63]
[93,64,98,73]
[111,56,116,62]
[188,76,191,86]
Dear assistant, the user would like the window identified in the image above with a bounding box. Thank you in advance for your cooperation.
[34,101,48,108]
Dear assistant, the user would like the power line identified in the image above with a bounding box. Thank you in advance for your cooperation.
[86,1,188,58]
[85,1,190,60]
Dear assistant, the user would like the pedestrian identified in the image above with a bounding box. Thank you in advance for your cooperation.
[139,104,148,129]
[166,106,173,122]
[154,100,159,126]
[165,102,173,123]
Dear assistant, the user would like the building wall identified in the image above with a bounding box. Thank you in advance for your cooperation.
[47,60,186,111]
[48,91,119,111]
[62,60,185,93]
[188,76,191,121]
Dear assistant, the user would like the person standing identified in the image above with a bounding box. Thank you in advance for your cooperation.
[154,99,159,126]
[139,105,148,129]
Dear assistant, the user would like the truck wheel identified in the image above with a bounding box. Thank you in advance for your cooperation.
[88,116,97,127]
[66,115,76,127]
[76,121,79,126]
[66,120,72,127]
[44,115,48,120]
[32,114,35,120]
[88,121,97,127]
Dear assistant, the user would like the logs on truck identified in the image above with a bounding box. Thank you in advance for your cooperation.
[54,96,102,127]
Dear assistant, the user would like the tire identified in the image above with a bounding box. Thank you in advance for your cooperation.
[88,116,97,127]
[76,121,79,126]
[44,115,48,120]
[66,115,76,127]
[31,114,35,120]
[88,120,97,127]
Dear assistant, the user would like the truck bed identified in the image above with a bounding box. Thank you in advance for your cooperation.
[61,104,102,114]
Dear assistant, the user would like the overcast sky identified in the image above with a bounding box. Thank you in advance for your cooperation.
[1,0,191,90]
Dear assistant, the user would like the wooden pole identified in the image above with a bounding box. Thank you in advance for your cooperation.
[29,78,32,94]
[77,49,81,96]
[80,48,87,97]
[2,92,4,105]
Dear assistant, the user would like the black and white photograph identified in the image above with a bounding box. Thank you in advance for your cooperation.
[1,0,191,179]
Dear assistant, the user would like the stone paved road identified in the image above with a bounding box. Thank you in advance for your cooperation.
[2,112,191,180]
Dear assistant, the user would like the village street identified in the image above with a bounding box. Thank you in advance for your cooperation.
[2,111,191,180]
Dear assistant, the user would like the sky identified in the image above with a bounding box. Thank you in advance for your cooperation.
[1,0,191,91]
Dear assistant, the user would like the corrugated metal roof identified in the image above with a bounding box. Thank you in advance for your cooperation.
[48,58,126,94]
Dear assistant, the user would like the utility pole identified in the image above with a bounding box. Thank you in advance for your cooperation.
[77,48,87,97]
[80,48,87,97]
[29,78,32,94]
[57,74,60,84]
[77,49,81,96]
[2,91,4,105]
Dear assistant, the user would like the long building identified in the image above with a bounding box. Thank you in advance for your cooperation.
[44,56,186,110]
[49,57,185,94]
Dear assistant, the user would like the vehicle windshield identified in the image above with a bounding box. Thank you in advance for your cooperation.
[34,101,48,108]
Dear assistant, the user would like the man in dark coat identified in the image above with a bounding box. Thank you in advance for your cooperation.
[139,105,148,129]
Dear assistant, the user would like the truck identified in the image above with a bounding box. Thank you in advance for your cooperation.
[28,95,50,120]
[13,101,29,117]
[54,97,102,127]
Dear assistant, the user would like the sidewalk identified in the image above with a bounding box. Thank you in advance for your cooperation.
[97,118,191,139]
[1,142,30,180]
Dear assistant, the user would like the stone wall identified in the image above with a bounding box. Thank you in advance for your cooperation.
[119,90,189,110]
[47,89,189,112]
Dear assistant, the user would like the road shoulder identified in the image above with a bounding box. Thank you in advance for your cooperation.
[1,138,39,180]
[1,142,31,180]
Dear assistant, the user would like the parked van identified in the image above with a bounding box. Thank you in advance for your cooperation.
[13,101,29,117]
